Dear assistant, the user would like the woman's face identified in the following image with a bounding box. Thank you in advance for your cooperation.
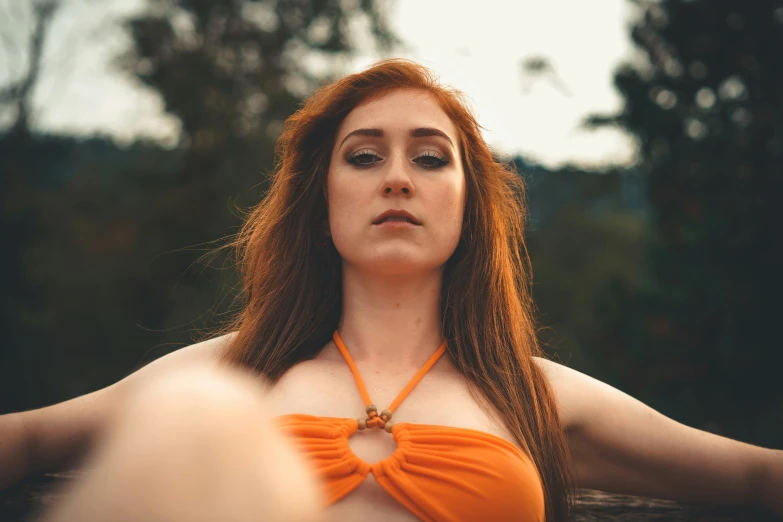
[327,89,466,277]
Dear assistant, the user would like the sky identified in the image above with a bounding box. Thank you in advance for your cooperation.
[1,0,641,169]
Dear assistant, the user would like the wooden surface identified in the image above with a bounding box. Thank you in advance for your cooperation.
[573,489,779,521]
[0,472,780,521]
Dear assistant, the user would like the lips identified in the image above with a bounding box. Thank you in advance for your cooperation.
[373,209,421,225]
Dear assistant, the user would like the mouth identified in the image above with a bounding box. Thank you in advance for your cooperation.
[374,219,419,228]
[372,210,422,226]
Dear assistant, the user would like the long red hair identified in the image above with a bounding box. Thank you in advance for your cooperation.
[215,59,575,520]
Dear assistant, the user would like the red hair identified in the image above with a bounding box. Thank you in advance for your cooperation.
[215,59,575,520]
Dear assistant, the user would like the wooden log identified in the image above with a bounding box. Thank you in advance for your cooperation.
[0,472,780,521]
[573,489,780,521]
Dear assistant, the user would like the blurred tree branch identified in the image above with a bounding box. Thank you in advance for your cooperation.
[519,56,572,96]
[0,0,60,139]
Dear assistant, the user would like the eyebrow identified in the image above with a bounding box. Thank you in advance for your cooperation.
[338,127,454,149]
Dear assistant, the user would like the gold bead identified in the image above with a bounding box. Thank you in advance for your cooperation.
[384,422,394,433]
[366,404,377,415]
[358,419,366,430]
[381,409,392,420]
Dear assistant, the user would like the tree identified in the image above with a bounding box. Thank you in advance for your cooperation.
[0,0,60,137]
[587,0,783,445]
[0,0,61,410]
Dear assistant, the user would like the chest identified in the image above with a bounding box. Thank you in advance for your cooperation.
[266,358,520,521]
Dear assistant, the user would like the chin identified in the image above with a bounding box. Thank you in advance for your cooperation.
[354,254,447,277]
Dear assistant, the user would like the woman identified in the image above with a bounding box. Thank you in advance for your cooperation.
[0,59,781,522]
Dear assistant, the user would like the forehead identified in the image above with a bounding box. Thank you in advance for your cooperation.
[336,89,457,142]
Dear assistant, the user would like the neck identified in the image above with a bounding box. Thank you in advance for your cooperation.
[336,265,445,369]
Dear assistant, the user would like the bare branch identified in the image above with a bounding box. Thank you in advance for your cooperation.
[9,0,60,135]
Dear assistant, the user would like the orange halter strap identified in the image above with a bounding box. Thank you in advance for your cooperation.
[332,330,447,432]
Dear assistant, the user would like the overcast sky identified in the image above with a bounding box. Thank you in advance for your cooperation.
[1,0,641,168]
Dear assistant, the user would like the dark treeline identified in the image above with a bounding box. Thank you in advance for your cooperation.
[1,0,781,447]
[579,0,783,447]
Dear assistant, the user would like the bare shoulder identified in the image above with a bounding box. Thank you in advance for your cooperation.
[116,331,238,391]
[531,355,579,387]
[531,356,599,431]
[533,355,656,435]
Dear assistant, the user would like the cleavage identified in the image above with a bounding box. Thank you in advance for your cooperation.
[347,424,399,465]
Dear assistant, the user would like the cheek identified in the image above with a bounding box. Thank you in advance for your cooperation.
[441,178,466,230]
[326,171,362,239]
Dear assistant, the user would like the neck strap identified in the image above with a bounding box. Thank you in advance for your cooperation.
[332,330,447,413]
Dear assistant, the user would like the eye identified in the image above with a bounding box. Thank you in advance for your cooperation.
[347,149,383,168]
[413,150,449,170]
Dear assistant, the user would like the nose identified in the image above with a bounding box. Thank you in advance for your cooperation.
[379,154,415,197]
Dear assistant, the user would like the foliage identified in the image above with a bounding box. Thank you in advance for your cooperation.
[581,0,783,445]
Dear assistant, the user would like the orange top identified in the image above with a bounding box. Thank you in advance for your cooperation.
[276,331,545,522]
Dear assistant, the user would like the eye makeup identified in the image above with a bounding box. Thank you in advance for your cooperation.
[344,148,451,171]
[412,150,449,170]
[346,149,382,168]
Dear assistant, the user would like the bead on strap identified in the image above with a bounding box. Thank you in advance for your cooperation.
[332,330,447,433]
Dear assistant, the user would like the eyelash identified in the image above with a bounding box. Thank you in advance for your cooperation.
[346,149,450,170]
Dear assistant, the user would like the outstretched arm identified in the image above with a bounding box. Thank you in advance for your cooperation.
[0,333,234,490]
[536,357,783,515]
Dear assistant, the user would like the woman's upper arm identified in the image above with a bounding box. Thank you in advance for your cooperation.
[534,356,768,506]
[23,332,236,474]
